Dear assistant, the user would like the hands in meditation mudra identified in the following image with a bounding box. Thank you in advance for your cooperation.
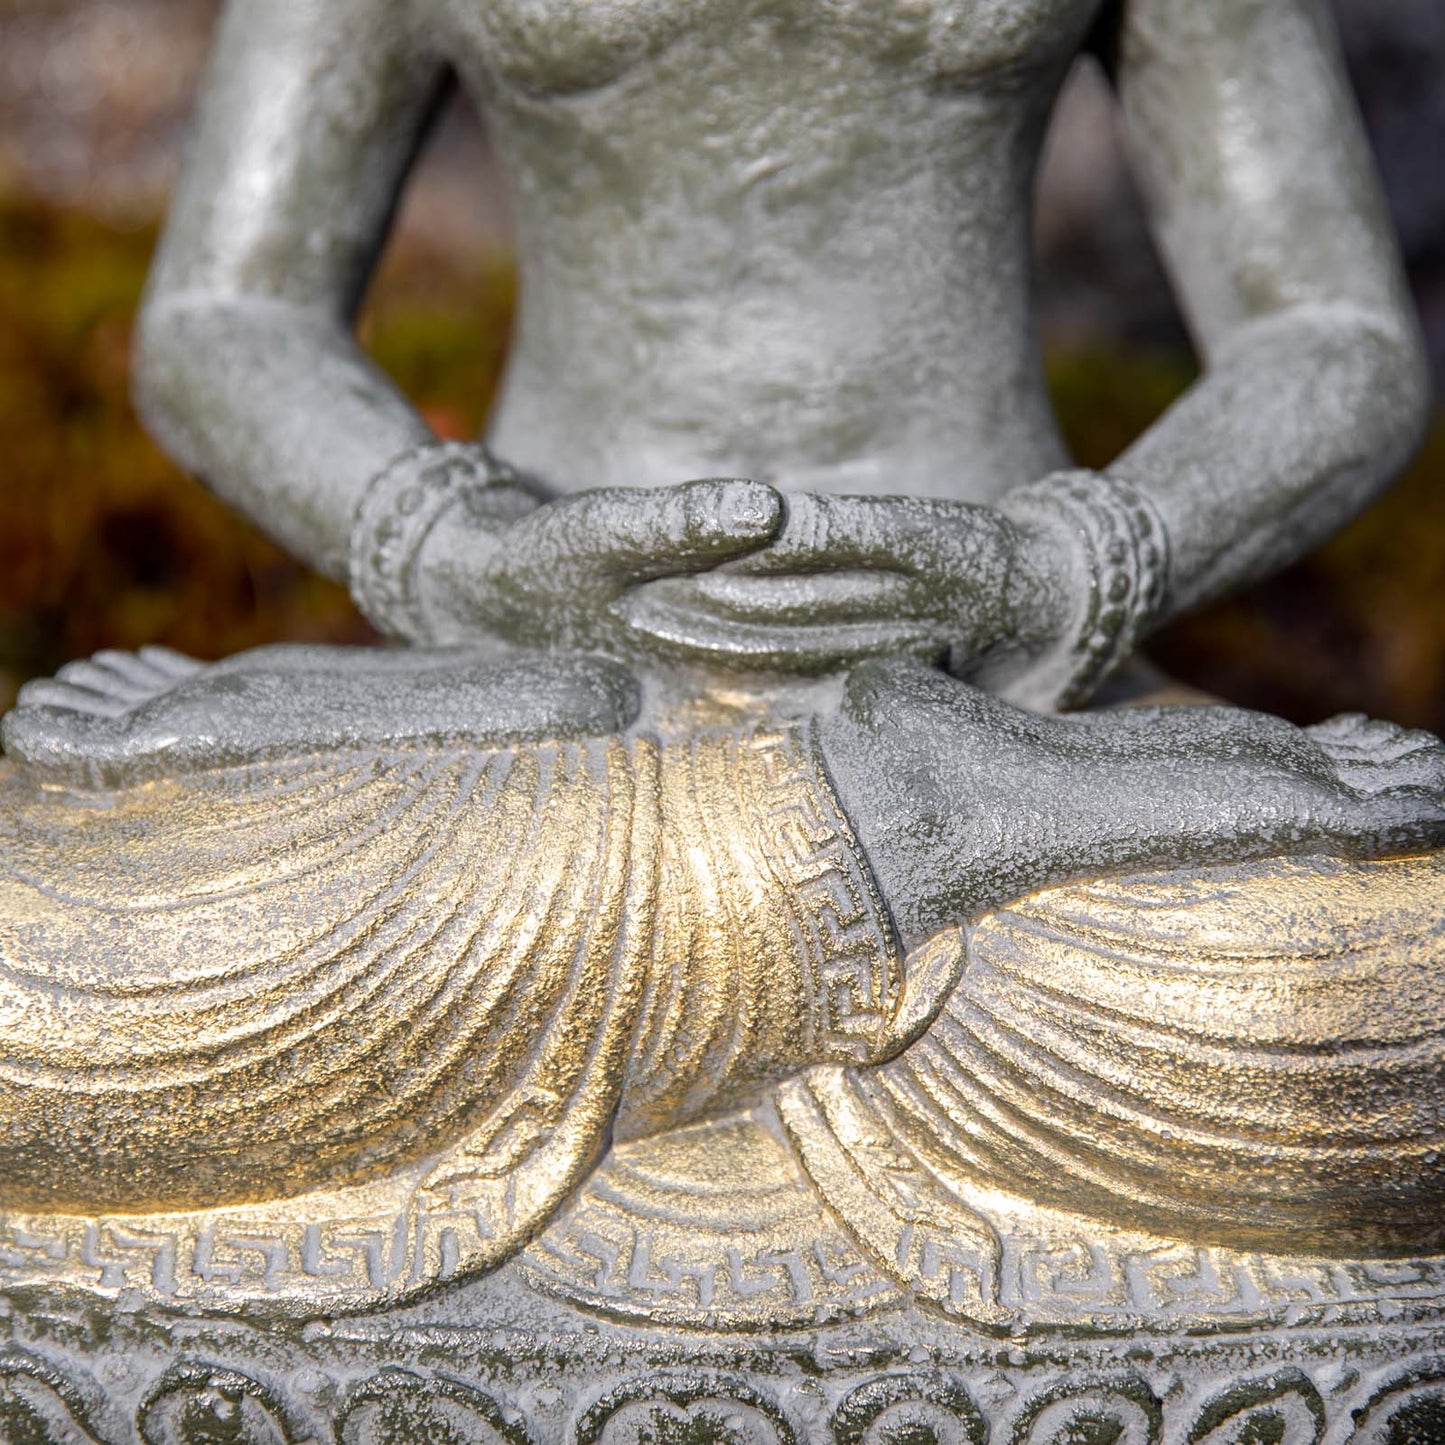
[2,0,1443,1326]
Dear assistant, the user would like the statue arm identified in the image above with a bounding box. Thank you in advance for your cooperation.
[134,0,784,648]
[132,0,449,582]
[1103,0,1431,617]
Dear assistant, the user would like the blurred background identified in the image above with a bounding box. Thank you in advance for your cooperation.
[1,0,1442,723]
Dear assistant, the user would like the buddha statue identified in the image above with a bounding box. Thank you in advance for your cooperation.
[129,0,1428,700]
[1,0,1443,1440]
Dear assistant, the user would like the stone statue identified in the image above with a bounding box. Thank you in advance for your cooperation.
[2,0,1444,1442]
[131,0,1428,699]
[2,649,1445,1437]
[3,643,1445,1276]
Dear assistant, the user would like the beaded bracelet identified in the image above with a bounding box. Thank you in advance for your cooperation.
[1001,471,1170,712]
[348,442,534,644]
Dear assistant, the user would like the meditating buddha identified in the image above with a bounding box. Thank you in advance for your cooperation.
[0,0,1441,1334]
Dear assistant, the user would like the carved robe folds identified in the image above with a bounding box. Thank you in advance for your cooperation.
[0,722,1442,1318]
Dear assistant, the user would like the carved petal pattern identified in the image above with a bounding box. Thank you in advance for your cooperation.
[1348,1363,1445,1444]
[339,1370,530,1445]
[0,1352,104,1445]
[1187,1370,1325,1445]
[137,1365,309,1445]
[831,1374,987,1445]
[574,1375,794,1445]
[1009,1375,1162,1445]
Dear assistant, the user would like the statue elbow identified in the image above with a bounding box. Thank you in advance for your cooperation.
[131,290,216,464]
[1361,305,1433,476]
[1297,299,1434,516]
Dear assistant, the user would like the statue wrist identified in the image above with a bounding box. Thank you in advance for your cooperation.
[348,441,543,644]
[993,470,1171,711]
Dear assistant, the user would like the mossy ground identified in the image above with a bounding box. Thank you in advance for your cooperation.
[2,189,1442,728]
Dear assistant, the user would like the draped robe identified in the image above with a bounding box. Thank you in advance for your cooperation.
[0,718,1442,1314]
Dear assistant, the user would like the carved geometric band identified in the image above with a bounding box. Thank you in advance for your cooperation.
[741,723,903,1060]
[1004,470,1170,711]
[348,440,531,643]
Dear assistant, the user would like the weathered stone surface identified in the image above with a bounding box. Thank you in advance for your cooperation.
[3,1274,1444,1444]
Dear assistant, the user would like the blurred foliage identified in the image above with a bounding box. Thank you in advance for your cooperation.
[0,189,511,707]
[1,187,1443,728]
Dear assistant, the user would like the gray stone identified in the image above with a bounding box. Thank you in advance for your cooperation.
[4,0,1445,1438]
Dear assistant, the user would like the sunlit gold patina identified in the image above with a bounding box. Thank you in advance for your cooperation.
[0,716,1443,1326]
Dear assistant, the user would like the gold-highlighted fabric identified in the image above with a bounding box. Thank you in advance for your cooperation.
[0,738,659,1217]
[784,852,1445,1268]
[5,712,1444,1320]
[0,721,905,1312]
[620,725,906,1137]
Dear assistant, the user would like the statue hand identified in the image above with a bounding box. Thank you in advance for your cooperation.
[619,492,1070,677]
[422,476,785,653]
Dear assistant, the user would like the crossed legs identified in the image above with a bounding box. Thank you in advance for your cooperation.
[7,645,1444,949]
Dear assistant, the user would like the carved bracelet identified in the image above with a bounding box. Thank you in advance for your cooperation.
[349,441,533,644]
[1002,471,1170,711]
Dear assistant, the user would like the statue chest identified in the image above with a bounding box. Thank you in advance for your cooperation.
[439,0,1104,98]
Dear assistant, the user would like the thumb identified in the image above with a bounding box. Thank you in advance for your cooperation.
[550,479,783,584]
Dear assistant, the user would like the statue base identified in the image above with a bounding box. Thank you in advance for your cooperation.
[2,1262,1443,1444]
[3,1091,1444,1443]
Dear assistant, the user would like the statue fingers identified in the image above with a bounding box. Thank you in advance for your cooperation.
[619,584,945,672]
[723,492,983,578]
[511,480,783,591]
[672,568,915,625]
[719,492,909,573]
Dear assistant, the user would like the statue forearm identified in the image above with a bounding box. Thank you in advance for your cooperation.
[128,0,451,582]
[135,296,433,580]
[1108,301,1430,620]
[1103,0,1432,626]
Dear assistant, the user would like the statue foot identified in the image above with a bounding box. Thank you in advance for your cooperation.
[1301,712,1445,859]
[15,647,203,720]
[3,644,641,787]
[1307,711,1445,795]
[823,658,1445,943]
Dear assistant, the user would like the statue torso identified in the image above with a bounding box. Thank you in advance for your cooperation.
[430,0,1103,499]
[442,0,1099,96]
